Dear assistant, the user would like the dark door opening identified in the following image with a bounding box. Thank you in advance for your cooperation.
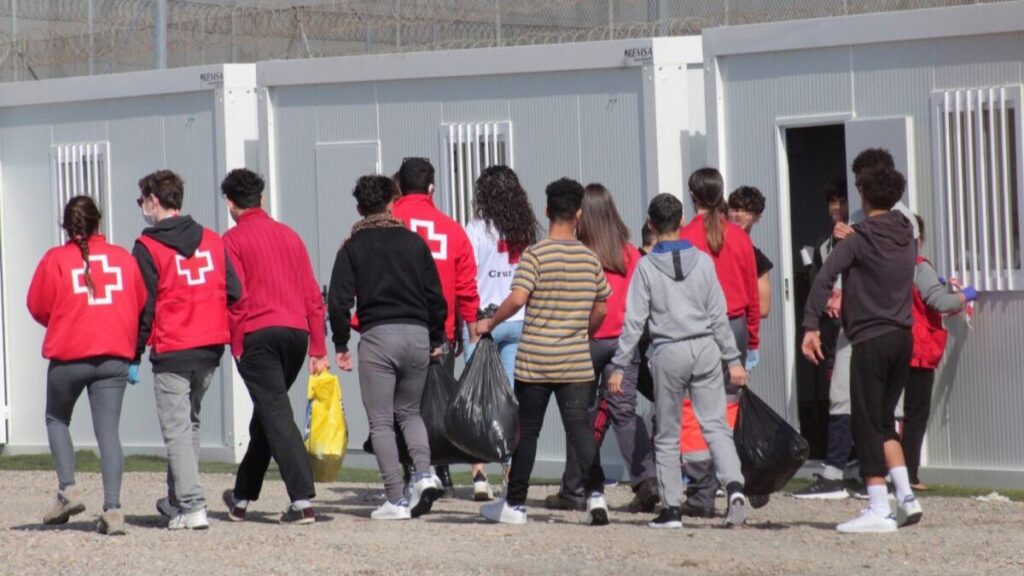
[785,124,847,459]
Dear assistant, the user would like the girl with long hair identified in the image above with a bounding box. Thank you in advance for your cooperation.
[677,168,760,517]
[26,196,147,535]
[463,165,538,501]
[545,184,659,514]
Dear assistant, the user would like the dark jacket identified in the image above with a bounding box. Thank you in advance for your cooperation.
[328,215,447,353]
[803,210,915,344]
[133,215,242,372]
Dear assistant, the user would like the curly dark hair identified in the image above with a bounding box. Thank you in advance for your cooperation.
[852,148,895,176]
[473,166,538,254]
[856,165,905,211]
[220,168,264,209]
[727,186,766,216]
[353,175,397,215]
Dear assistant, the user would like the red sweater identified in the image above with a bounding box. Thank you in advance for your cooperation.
[392,194,480,340]
[593,243,641,340]
[27,235,147,361]
[223,208,327,358]
[681,214,761,350]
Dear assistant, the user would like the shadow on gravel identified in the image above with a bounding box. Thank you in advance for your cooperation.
[11,521,96,532]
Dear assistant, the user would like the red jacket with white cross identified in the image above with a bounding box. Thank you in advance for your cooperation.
[27,235,147,361]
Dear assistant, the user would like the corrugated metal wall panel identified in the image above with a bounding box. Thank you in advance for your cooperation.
[315,83,379,144]
[440,77,513,125]
[377,78,446,176]
[720,30,1024,473]
[1,92,226,450]
[271,87,322,270]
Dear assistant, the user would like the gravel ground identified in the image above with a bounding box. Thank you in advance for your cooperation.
[1,470,1022,575]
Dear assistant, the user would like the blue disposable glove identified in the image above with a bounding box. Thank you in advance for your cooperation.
[961,285,978,303]
[937,276,947,285]
[127,363,140,385]
[745,349,759,371]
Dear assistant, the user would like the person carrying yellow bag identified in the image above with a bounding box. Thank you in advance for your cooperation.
[305,370,348,482]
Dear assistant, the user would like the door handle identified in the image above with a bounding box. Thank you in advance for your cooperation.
[785,278,791,301]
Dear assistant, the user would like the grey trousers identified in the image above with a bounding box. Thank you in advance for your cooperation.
[560,338,656,501]
[684,317,747,509]
[651,337,743,509]
[829,331,852,416]
[155,368,215,513]
[359,324,432,503]
[45,358,128,511]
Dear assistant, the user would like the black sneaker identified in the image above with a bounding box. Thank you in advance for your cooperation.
[748,494,771,509]
[648,506,682,529]
[436,465,454,498]
[627,478,660,514]
[679,501,716,519]
[544,492,586,511]
[222,489,246,522]
[793,474,849,500]
[279,505,315,525]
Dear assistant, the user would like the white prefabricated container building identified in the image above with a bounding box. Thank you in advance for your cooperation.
[254,36,706,476]
[0,64,260,461]
[704,1,1024,487]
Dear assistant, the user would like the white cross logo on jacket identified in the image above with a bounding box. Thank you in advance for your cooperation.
[175,250,214,286]
[410,219,448,260]
[72,254,124,306]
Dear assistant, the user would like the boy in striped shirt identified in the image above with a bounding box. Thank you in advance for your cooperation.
[477,178,611,526]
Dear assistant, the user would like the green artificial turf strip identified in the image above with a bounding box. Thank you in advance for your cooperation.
[782,477,1024,502]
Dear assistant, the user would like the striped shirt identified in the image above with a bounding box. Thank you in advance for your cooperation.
[512,239,610,384]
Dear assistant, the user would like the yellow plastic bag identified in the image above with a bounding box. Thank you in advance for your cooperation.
[304,371,348,482]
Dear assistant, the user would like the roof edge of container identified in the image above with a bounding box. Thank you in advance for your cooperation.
[702,0,1024,59]
[0,63,255,109]
[257,36,701,88]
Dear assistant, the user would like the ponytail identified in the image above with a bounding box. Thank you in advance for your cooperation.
[688,167,726,255]
[62,196,102,295]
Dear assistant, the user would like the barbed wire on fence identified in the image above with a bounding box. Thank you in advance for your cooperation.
[0,0,1011,82]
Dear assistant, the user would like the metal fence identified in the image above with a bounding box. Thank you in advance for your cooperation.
[0,0,1013,82]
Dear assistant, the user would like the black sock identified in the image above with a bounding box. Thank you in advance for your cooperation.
[726,481,744,497]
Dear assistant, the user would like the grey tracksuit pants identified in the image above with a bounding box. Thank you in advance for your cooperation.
[651,337,743,509]
[358,324,433,503]
[684,317,747,509]
[154,368,215,514]
[45,358,128,511]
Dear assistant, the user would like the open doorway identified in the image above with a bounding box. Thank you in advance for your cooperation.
[784,124,847,459]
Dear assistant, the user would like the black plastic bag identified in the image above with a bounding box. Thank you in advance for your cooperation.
[636,331,654,402]
[362,349,475,465]
[734,387,810,496]
[444,336,519,462]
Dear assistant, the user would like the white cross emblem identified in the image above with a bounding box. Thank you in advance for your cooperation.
[410,219,448,260]
[175,249,215,286]
[71,254,123,306]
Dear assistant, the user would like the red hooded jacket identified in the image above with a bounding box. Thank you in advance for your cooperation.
[593,243,642,340]
[392,194,480,341]
[681,214,761,350]
[27,235,147,361]
[911,257,949,370]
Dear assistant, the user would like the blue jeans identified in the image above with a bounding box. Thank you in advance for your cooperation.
[462,321,521,386]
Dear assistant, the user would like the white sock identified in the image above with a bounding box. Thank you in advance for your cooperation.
[890,466,914,502]
[867,484,891,517]
[235,499,249,510]
[821,465,844,482]
[291,499,312,510]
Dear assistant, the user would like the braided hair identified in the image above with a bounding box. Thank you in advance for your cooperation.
[62,196,102,295]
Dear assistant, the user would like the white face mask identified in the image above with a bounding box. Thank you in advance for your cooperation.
[141,202,156,226]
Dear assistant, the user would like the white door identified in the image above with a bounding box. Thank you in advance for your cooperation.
[0,243,6,445]
[305,141,380,447]
[845,116,916,215]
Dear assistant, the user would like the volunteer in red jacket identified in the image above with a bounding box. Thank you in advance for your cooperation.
[220,168,329,525]
[903,215,974,490]
[132,170,242,531]
[391,157,481,493]
[678,167,761,517]
[27,196,146,536]
[545,184,659,515]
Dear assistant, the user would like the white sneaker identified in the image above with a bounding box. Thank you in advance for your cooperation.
[371,500,411,521]
[168,508,209,531]
[896,495,923,527]
[836,508,898,534]
[409,475,444,518]
[586,494,609,526]
[473,473,495,502]
[480,499,527,525]
[725,493,748,527]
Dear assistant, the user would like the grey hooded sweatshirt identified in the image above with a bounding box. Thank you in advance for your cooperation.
[612,240,741,372]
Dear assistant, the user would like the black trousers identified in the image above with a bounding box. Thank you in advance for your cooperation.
[901,367,935,484]
[506,381,604,506]
[850,329,911,478]
[233,327,315,503]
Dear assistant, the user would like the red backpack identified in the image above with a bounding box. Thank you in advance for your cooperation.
[910,257,949,370]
